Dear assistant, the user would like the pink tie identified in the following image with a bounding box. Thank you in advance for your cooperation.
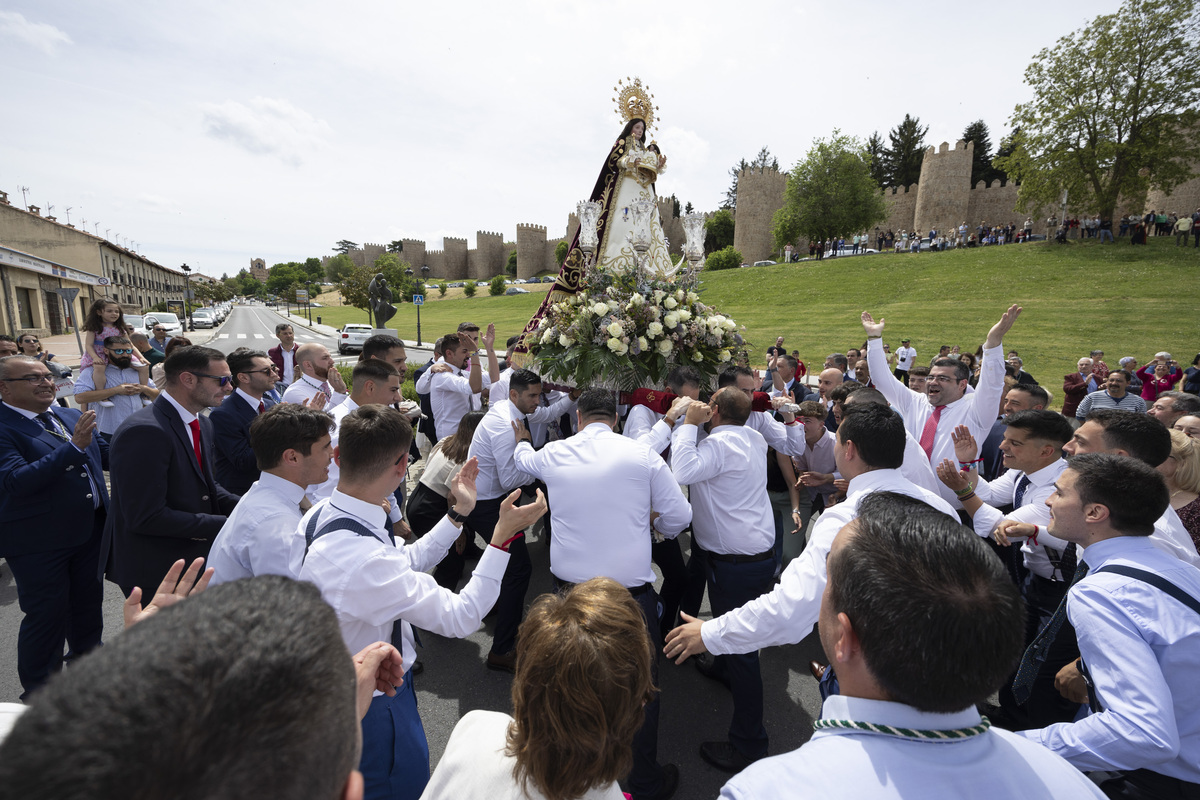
[188,419,203,470]
[919,405,943,461]
[258,401,265,414]
[320,381,331,397]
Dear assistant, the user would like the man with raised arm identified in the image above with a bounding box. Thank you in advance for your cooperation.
[862,304,1020,509]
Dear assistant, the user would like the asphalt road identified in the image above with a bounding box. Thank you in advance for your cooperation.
[0,303,825,798]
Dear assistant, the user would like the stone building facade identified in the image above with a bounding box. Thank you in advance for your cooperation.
[249,258,268,283]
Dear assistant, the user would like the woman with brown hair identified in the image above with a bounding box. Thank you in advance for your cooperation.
[421,578,655,800]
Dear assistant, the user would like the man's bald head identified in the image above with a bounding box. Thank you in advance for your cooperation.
[817,368,843,400]
[296,343,334,380]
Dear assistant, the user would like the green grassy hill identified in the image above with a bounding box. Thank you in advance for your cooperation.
[314,237,1200,395]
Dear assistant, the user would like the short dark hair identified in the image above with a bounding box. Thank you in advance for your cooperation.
[0,334,15,344]
[1007,383,1050,407]
[351,359,398,391]
[1084,409,1172,466]
[1068,453,1169,536]
[432,336,445,357]
[829,492,1024,712]
[361,334,405,362]
[274,323,293,335]
[777,355,799,373]
[102,335,131,348]
[441,333,464,353]
[717,365,754,388]
[0,576,359,798]
[250,403,335,470]
[666,365,701,394]
[226,348,269,383]
[509,368,542,395]
[1002,410,1073,446]
[505,335,521,349]
[337,405,412,481]
[837,403,904,469]
[457,322,479,333]
[827,353,848,370]
[829,381,863,405]
[1110,369,1133,383]
[1160,391,1200,415]
[577,388,617,421]
[843,386,888,407]
[909,365,930,378]
[713,386,751,426]
[163,345,226,385]
[930,357,970,382]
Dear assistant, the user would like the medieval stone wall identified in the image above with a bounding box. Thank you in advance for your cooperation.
[914,141,973,234]
[1145,174,1200,218]
[515,224,546,281]
[468,231,505,280]
[966,181,1027,229]
[732,166,788,264]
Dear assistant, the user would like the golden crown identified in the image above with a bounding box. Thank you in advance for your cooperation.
[613,76,659,131]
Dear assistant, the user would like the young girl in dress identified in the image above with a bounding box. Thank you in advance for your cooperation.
[80,299,151,408]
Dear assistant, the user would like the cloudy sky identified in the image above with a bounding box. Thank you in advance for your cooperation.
[2,1,1120,279]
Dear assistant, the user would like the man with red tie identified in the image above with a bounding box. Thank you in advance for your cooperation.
[862,304,1021,511]
[210,348,279,495]
[103,345,241,599]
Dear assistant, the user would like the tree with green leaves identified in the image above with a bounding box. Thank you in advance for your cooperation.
[684,201,694,214]
[885,114,928,188]
[438,281,448,298]
[996,0,1200,222]
[704,208,735,253]
[772,131,889,252]
[865,132,888,187]
[325,253,356,282]
[554,240,569,266]
[266,263,307,296]
[463,282,476,298]
[961,120,997,187]
[505,250,517,277]
[723,147,779,209]
[387,240,404,253]
[705,245,743,271]
[489,275,506,296]
[303,257,324,281]
[333,240,358,254]
[337,266,376,326]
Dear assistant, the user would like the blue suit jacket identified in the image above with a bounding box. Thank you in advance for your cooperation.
[210,393,273,496]
[103,395,240,591]
[0,404,109,558]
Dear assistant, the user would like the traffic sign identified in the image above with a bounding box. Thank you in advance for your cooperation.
[412,295,424,306]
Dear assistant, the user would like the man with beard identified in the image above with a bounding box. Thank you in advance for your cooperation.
[281,343,348,411]
[72,335,160,439]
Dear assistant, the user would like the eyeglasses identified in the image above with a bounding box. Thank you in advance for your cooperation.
[20,338,38,344]
[108,348,134,355]
[153,328,165,332]
[926,374,961,384]
[188,372,233,387]
[243,367,278,375]
[2,374,55,385]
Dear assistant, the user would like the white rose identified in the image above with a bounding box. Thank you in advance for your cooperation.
[592,302,609,316]
[607,321,624,337]
[691,351,704,362]
[723,318,737,331]
[664,312,680,328]
[677,309,692,322]
[675,289,685,302]
[657,339,673,355]
[558,334,574,347]
[637,337,648,351]
[629,293,645,306]
[541,329,555,344]
[687,292,699,303]
[646,321,664,337]
[653,290,666,302]
[663,297,678,310]
[607,337,628,355]
[720,349,732,362]
[708,315,725,330]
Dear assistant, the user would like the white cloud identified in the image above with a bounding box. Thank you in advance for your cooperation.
[199,97,332,167]
[0,11,72,55]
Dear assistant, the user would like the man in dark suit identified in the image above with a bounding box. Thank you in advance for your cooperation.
[210,348,278,495]
[104,345,240,598]
[0,355,109,700]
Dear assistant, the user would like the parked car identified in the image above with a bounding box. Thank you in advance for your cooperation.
[542,276,556,283]
[337,323,374,354]
[143,312,184,337]
[504,287,530,295]
[190,309,216,328]
[125,314,145,333]
[476,281,489,287]
[752,260,777,267]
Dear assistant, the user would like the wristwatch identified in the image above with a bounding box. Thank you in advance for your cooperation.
[446,507,468,524]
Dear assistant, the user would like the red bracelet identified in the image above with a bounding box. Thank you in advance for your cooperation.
[1029,525,1039,546]
[491,531,525,553]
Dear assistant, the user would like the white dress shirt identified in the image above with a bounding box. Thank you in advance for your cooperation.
[513,422,691,587]
[722,695,1105,800]
[296,489,509,683]
[973,459,1071,580]
[72,364,157,434]
[1151,507,1200,567]
[868,338,1005,508]
[701,469,956,656]
[281,373,347,411]
[416,358,491,439]
[306,397,358,505]
[234,387,264,413]
[160,388,198,443]
[469,399,535,502]
[900,429,942,496]
[1019,536,1200,782]
[280,346,296,385]
[671,422,774,556]
[207,472,307,584]
[791,430,839,502]
[623,404,672,455]
[746,410,806,458]
[488,366,513,405]
[526,391,575,448]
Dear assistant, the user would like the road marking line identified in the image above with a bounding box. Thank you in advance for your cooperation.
[218,334,229,339]
[237,334,247,339]
[253,334,265,339]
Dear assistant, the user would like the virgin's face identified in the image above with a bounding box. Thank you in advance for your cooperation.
[632,121,644,140]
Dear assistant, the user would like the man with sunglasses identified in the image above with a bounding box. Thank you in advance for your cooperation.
[103,345,240,599]
[148,324,173,354]
[210,348,279,495]
[0,354,109,701]
[73,336,161,439]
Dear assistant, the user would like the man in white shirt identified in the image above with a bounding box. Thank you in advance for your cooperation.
[935,409,1080,728]
[297,403,545,800]
[894,337,916,383]
[414,330,492,439]
[668,387,776,774]
[512,388,691,800]
[1019,454,1200,799]
[862,304,1020,509]
[720,492,1105,800]
[208,403,335,583]
[280,343,348,411]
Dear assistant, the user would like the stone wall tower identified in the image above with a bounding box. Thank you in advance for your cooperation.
[516,224,546,281]
[732,167,788,264]
[442,237,468,280]
[913,141,973,234]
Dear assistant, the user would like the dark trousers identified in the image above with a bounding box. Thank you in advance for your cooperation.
[5,510,106,701]
[998,575,1080,729]
[360,670,428,800]
[704,554,776,759]
[1102,769,1200,800]
[894,368,909,385]
[651,537,688,640]
[679,533,708,619]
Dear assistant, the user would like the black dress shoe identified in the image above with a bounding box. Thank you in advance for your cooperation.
[693,653,731,689]
[699,741,762,773]
[486,650,516,673]
[809,660,827,681]
[632,763,679,800]
[410,659,424,676]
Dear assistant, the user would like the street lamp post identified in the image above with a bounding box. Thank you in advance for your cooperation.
[181,263,194,331]
[305,282,314,325]
[405,267,422,345]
